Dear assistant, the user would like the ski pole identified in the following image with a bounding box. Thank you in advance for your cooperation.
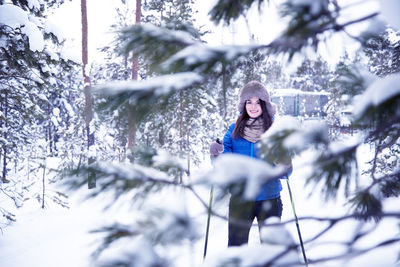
[286,177,309,267]
[203,186,214,259]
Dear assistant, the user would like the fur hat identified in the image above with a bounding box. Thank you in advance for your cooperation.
[237,81,276,117]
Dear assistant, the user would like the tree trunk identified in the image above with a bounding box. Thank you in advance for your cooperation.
[81,0,95,188]
[127,0,141,154]
[48,103,53,154]
[131,0,140,82]
[186,129,190,177]
[1,92,9,183]
[42,163,46,209]
[179,90,184,183]
[127,106,136,156]
[222,63,227,121]
[179,90,183,152]
[0,95,3,180]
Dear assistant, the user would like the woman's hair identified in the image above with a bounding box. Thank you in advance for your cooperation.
[232,99,273,139]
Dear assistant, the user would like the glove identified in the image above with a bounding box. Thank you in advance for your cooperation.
[210,139,224,158]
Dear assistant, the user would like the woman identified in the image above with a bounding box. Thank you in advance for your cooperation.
[220,80,290,246]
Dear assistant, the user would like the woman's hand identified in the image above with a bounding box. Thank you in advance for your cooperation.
[210,139,224,158]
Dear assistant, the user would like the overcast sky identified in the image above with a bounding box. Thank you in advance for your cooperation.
[47,0,383,70]
[47,0,287,62]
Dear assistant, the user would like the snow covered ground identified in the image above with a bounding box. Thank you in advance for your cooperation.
[0,137,399,267]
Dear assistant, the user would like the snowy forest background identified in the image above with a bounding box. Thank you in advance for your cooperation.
[0,0,400,266]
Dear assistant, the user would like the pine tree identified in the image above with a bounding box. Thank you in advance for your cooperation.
[364,28,400,77]
[1,1,80,220]
[292,57,331,92]
[361,28,400,203]
[324,52,363,137]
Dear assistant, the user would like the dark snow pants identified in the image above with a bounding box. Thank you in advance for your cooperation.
[228,196,282,246]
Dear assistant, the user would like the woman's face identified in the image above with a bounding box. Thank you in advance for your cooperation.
[245,97,262,118]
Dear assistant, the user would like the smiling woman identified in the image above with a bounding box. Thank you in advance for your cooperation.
[245,97,262,118]
[209,81,292,247]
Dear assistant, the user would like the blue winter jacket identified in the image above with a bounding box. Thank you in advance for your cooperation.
[222,123,283,201]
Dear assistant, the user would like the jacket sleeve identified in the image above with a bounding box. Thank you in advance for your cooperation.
[222,124,235,154]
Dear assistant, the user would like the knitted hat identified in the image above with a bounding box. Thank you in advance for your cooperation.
[237,81,276,117]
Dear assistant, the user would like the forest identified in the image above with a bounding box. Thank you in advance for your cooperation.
[0,0,399,266]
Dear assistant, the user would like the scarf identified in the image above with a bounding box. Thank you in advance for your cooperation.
[242,117,265,143]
